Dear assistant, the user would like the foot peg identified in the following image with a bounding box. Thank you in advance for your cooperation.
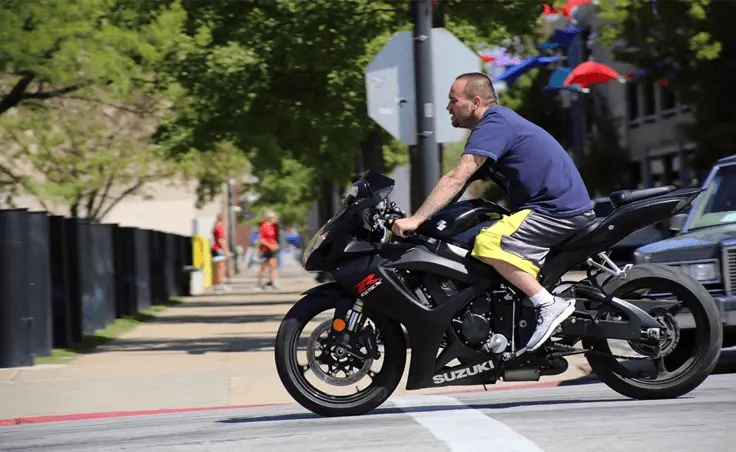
[502,349,526,361]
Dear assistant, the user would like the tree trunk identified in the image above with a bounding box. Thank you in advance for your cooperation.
[0,74,35,116]
[359,127,385,174]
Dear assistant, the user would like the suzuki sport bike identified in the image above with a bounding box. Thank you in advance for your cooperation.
[274,170,723,417]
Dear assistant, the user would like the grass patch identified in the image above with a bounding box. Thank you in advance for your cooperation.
[34,298,184,365]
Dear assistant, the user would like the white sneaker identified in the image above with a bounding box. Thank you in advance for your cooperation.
[518,297,576,353]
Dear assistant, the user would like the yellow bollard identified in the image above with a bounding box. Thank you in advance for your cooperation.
[192,235,213,288]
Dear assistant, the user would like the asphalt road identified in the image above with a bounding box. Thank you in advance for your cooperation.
[2,372,734,452]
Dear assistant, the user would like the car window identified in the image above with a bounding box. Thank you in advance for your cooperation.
[688,164,736,229]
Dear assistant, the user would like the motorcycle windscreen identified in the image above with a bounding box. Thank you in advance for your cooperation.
[361,170,396,204]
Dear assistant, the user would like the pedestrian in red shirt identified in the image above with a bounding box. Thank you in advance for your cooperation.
[212,213,231,293]
[256,209,280,290]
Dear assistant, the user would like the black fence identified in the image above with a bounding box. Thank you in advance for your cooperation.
[0,209,193,368]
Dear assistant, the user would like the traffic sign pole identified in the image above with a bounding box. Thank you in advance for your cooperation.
[410,0,441,212]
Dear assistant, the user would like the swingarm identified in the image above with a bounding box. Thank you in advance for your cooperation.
[558,285,678,342]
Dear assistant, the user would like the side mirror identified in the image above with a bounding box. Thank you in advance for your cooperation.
[669,213,687,232]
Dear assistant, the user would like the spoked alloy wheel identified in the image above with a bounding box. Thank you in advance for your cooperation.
[583,264,723,399]
[275,294,406,417]
[306,319,375,387]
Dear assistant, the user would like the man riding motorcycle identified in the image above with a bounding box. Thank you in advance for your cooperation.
[392,72,596,355]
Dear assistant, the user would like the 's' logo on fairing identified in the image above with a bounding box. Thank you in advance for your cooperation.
[355,273,383,296]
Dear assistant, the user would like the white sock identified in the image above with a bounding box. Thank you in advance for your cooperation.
[529,289,555,307]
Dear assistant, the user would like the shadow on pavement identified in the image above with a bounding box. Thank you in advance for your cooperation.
[177,300,298,309]
[98,336,279,354]
[196,290,307,297]
[144,313,286,324]
[713,349,736,375]
[95,335,328,354]
[217,397,629,425]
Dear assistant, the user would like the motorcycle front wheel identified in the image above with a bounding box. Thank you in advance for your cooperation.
[274,293,407,417]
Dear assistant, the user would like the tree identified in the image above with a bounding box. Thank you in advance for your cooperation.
[155,0,541,218]
[596,0,734,171]
[0,0,188,115]
[238,158,317,228]
[0,89,206,221]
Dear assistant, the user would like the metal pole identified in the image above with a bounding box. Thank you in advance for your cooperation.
[567,33,586,167]
[434,2,445,175]
[410,0,440,212]
[226,179,238,277]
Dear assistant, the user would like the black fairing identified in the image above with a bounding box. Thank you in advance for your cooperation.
[298,170,705,392]
[541,187,703,284]
[416,199,510,245]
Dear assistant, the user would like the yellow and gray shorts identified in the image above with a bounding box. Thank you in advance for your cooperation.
[472,209,595,278]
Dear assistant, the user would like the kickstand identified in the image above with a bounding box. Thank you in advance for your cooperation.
[482,384,488,391]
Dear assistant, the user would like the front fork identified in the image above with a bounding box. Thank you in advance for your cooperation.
[329,299,380,360]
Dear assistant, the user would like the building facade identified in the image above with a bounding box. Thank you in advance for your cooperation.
[546,6,700,191]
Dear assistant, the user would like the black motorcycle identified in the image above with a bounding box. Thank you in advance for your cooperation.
[274,170,723,417]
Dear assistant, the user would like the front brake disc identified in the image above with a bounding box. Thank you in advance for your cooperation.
[306,320,374,386]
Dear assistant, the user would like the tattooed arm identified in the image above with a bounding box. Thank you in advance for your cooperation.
[413,153,488,222]
[392,153,488,237]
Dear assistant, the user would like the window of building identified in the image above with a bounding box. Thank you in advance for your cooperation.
[642,82,656,121]
[627,81,639,123]
[660,84,677,117]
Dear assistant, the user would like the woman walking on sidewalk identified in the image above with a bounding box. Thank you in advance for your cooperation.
[255,209,281,290]
[212,213,232,293]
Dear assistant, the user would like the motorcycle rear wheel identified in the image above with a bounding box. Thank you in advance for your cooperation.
[274,294,407,417]
[583,264,722,399]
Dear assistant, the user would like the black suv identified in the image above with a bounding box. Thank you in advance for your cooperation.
[634,155,736,346]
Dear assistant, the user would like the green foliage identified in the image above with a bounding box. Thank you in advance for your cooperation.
[596,0,735,171]
[0,1,256,217]
[0,0,544,223]
[0,0,188,114]
[239,158,317,229]
[158,0,542,220]
[0,91,184,220]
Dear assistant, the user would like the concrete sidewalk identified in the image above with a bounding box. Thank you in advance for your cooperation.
[0,264,593,421]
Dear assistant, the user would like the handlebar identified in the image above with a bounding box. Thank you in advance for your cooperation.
[385,217,416,238]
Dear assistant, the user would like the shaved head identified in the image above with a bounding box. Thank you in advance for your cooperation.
[454,72,498,107]
[446,72,498,129]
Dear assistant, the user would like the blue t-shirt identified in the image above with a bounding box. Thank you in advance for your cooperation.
[462,106,592,218]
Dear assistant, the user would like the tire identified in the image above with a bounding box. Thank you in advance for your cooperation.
[583,263,723,400]
[274,294,407,416]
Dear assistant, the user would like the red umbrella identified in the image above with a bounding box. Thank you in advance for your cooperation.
[562,0,592,17]
[564,61,623,88]
[542,0,591,21]
[542,3,571,21]
[480,55,496,63]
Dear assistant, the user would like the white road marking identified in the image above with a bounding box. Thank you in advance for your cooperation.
[391,394,544,452]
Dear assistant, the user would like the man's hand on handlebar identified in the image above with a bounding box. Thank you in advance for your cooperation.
[391,216,421,238]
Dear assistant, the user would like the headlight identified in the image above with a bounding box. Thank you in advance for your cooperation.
[682,262,719,281]
[302,228,329,266]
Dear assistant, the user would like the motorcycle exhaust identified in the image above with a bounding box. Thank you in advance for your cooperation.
[503,368,541,382]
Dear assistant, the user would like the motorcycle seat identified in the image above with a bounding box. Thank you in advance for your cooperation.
[608,185,678,209]
[551,218,602,251]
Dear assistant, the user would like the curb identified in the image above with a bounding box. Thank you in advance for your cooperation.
[0,372,599,427]
[0,403,285,427]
